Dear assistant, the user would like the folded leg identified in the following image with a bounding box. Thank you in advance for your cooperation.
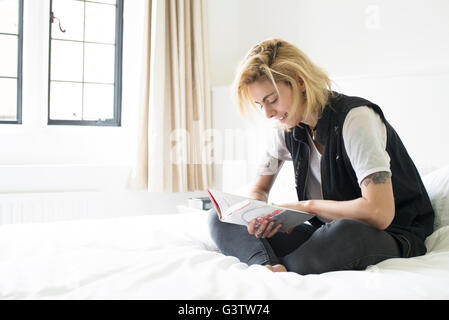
[281,218,401,275]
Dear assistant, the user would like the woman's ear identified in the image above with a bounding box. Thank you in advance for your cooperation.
[296,76,306,92]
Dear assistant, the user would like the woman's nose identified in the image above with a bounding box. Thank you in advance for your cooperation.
[264,105,276,119]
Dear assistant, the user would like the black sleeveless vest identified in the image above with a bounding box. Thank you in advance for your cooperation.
[285,92,434,257]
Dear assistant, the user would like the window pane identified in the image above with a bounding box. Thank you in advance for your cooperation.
[50,40,83,82]
[84,43,115,83]
[83,83,114,120]
[0,35,18,77]
[49,81,82,120]
[0,78,17,120]
[51,0,84,41]
[48,0,122,125]
[0,0,19,34]
[85,2,116,44]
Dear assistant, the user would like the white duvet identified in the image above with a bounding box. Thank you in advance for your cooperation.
[0,210,448,300]
[1,165,449,300]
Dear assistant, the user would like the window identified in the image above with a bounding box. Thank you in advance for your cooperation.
[0,0,23,124]
[48,0,123,126]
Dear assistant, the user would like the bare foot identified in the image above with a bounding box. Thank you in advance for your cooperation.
[265,264,287,272]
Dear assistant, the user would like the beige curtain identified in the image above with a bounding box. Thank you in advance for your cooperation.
[129,0,213,192]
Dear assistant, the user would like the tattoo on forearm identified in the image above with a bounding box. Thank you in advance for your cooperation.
[362,171,391,187]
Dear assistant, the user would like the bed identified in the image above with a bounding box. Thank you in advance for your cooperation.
[1,165,449,300]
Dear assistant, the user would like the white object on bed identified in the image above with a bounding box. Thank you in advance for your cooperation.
[422,165,449,231]
[0,167,448,299]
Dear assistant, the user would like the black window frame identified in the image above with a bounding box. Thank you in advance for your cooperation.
[47,0,124,127]
[0,0,24,125]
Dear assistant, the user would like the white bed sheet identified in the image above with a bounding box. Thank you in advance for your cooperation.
[1,209,449,300]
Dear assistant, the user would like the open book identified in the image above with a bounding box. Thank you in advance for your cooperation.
[207,189,315,233]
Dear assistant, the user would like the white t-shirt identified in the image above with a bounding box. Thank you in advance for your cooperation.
[264,106,391,199]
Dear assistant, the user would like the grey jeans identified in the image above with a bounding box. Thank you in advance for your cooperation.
[208,209,402,275]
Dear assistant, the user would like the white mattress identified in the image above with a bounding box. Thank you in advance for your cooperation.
[1,209,449,299]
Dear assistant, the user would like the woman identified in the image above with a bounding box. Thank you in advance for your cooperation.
[208,38,434,274]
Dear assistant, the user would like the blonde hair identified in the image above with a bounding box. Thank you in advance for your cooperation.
[232,38,333,130]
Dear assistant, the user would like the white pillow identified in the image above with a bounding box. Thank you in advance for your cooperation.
[423,165,449,231]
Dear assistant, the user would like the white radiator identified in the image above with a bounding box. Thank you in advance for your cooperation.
[0,190,208,225]
[0,193,105,225]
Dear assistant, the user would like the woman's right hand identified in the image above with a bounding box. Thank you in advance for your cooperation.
[247,218,282,238]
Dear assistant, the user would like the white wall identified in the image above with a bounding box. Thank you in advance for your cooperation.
[208,0,449,201]
[208,0,302,87]
[296,0,449,79]
[209,0,449,86]
[0,0,146,192]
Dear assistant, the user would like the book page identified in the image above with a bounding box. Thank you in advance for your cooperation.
[224,200,276,222]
